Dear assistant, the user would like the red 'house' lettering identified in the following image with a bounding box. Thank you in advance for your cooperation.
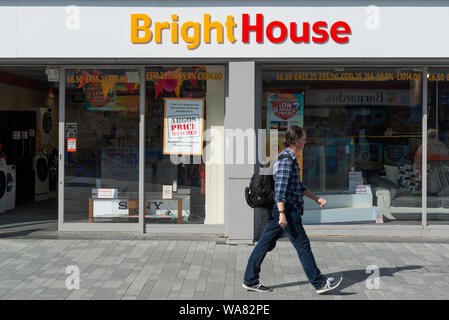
[290,22,310,43]
[242,13,264,43]
[330,21,351,43]
[312,21,329,43]
[241,13,351,45]
[266,21,288,43]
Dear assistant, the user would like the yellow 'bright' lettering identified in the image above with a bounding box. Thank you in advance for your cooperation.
[181,21,201,50]
[131,14,152,43]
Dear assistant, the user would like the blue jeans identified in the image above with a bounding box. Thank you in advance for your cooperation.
[243,204,326,290]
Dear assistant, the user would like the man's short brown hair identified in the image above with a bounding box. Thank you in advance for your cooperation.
[283,126,305,148]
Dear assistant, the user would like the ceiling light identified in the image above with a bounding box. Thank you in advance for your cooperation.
[125,71,140,83]
[45,67,59,82]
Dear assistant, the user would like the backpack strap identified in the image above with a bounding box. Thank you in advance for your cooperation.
[272,154,293,174]
[277,154,292,161]
[274,154,295,177]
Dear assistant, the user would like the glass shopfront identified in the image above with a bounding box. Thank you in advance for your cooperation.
[262,66,424,225]
[3,0,449,240]
[57,63,446,231]
[144,65,225,224]
[426,68,449,225]
[62,65,225,226]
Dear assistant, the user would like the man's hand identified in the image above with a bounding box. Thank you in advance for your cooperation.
[304,190,327,208]
[278,213,288,228]
[316,197,327,208]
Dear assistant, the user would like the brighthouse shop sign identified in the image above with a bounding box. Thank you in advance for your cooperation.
[3,6,449,58]
[131,13,352,50]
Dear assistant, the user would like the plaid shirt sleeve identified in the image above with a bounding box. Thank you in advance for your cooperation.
[301,181,309,192]
[274,157,292,203]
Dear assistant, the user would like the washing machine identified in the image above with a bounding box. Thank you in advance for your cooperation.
[5,165,16,211]
[0,158,7,213]
[37,107,53,147]
[34,153,49,201]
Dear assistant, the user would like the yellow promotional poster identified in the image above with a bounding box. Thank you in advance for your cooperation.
[66,69,140,116]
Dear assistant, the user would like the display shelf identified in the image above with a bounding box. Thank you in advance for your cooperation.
[427,155,449,160]
[302,207,377,224]
[128,215,178,219]
[89,197,184,224]
[304,192,373,210]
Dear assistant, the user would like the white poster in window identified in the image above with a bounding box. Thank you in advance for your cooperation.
[93,199,129,217]
[12,131,21,140]
[97,188,118,199]
[162,185,173,200]
[163,98,204,155]
[348,171,363,193]
[375,208,384,224]
[65,123,78,138]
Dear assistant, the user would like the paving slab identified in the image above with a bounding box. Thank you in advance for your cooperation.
[0,238,448,300]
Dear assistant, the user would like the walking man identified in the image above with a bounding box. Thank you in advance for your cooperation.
[242,126,343,294]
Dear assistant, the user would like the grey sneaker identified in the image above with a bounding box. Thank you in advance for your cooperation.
[242,280,273,293]
[316,277,343,294]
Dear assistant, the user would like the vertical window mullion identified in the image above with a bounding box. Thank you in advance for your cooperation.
[139,66,146,233]
[58,67,65,230]
[422,67,428,228]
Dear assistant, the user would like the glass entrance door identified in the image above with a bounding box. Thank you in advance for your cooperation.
[64,68,141,224]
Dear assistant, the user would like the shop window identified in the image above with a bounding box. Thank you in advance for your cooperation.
[144,65,225,224]
[426,69,449,225]
[0,67,58,218]
[262,67,423,225]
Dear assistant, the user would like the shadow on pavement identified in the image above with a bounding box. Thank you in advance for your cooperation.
[271,265,424,295]
[0,220,57,230]
[0,228,49,239]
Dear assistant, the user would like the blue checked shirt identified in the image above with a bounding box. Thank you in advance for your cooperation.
[273,148,309,212]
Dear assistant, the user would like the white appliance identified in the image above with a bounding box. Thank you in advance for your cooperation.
[5,165,16,211]
[37,107,53,146]
[0,158,7,213]
[34,153,49,201]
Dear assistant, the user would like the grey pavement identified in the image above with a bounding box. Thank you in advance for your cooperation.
[1,237,449,300]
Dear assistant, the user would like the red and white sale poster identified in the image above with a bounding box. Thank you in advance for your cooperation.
[67,138,77,152]
[266,93,304,154]
[163,98,204,155]
[266,93,304,176]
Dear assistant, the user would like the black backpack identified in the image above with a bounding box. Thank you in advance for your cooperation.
[245,154,290,209]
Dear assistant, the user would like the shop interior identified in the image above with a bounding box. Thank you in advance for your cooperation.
[0,67,59,228]
[63,66,223,224]
[262,67,449,225]
[3,64,448,228]
[144,66,208,224]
